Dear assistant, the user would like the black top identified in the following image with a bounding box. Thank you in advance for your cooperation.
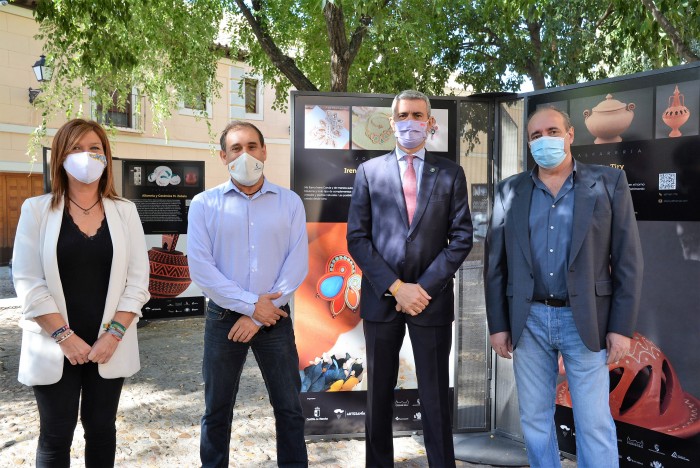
[57,210,113,344]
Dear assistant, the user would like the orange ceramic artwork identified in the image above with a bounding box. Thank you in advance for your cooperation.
[662,85,691,138]
[583,94,636,144]
[556,333,700,438]
[295,223,363,368]
[147,234,192,298]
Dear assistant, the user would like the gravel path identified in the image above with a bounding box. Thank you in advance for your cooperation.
[0,299,474,467]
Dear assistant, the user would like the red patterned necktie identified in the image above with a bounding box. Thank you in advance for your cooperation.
[403,154,417,224]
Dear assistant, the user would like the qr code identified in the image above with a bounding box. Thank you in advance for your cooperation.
[659,173,676,190]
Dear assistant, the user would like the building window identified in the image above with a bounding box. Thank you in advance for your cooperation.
[93,88,142,130]
[244,78,259,114]
[230,66,263,121]
[179,93,213,118]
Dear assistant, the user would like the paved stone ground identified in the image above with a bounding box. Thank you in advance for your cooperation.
[0,277,576,467]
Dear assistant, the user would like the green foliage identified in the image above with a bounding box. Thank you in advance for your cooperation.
[29,0,697,159]
[225,0,461,110]
[607,0,699,70]
[30,0,224,158]
[441,0,698,92]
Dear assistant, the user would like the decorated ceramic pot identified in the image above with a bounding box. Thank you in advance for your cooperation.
[557,333,700,438]
[662,85,690,138]
[148,234,192,298]
[583,94,636,144]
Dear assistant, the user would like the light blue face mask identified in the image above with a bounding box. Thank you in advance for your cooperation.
[529,136,567,169]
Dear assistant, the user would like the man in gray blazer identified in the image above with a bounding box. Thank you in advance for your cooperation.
[347,90,473,467]
[484,106,643,468]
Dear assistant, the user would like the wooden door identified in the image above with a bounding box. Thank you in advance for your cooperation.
[0,172,45,265]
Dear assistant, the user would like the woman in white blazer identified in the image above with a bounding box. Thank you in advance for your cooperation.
[12,119,150,467]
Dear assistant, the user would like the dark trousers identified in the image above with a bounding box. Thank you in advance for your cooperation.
[200,303,308,468]
[364,315,456,468]
[32,360,124,468]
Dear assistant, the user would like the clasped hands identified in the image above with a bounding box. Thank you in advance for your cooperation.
[228,292,288,343]
[60,331,120,366]
[391,280,431,316]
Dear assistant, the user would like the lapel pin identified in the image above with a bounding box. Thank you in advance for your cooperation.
[430,168,436,173]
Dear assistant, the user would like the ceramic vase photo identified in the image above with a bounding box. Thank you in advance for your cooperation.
[662,85,690,138]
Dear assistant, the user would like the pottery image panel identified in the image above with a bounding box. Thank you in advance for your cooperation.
[304,105,351,150]
[147,234,192,298]
[655,80,700,139]
[583,94,635,144]
[570,89,654,146]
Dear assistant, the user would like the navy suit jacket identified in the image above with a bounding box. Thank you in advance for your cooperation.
[484,162,643,351]
[347,150,473,326]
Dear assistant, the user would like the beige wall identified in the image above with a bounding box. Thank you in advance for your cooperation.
[0,4,293,190]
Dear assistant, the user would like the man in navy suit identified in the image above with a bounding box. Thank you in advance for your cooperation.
[347,90,473,467]
[484,106,643,467]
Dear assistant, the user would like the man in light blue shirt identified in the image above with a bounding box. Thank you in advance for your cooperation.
[188,121,309,467]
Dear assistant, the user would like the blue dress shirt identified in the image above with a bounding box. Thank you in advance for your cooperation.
[396,146,425,196]
[187,178,309,326]
[529,164,576,301]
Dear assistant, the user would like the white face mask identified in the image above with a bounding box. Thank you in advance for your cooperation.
[63,152,107,184]
[228,152,264,186]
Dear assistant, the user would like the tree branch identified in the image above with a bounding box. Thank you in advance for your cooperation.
[233,0,318,91]
[640,0,698,62]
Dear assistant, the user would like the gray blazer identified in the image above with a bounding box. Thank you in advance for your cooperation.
[484,162,643,352]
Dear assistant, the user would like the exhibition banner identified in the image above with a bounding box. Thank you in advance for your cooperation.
[291,92,458,436]
[527,63,700,466]
[120,159,206,319]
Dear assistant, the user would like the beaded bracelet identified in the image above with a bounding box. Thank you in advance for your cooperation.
[55,329,74,344]
[51,325,70,339]
[104,320,126,333]
[106,328,123,341]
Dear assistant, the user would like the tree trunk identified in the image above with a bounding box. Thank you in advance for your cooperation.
[323,2,374,92]
[525,20,547,89]
[640,0,699,62]
[324,2,350,92]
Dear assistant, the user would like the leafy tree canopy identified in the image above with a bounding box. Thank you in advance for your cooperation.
[28,0,698,155]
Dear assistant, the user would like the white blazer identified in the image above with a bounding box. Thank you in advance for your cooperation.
[12,194,150,386]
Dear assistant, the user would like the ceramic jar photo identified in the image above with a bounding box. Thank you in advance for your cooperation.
[148,234,192,298]
[583,94,636,144]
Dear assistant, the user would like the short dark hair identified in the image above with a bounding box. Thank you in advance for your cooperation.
[219,121,265,151]
[527,105,572,131]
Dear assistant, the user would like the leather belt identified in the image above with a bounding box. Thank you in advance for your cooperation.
[535,298,569,307]
[207,300,289,330]
[208,300,290,314]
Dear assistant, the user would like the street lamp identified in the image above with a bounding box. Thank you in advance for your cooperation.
[29,54,52,104]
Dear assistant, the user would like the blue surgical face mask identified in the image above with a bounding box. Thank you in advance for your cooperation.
[393,119,429,149]
[529,136,567,169]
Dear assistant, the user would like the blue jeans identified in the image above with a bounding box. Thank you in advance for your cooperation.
[200,304,307,468]
[513,303,618,468]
